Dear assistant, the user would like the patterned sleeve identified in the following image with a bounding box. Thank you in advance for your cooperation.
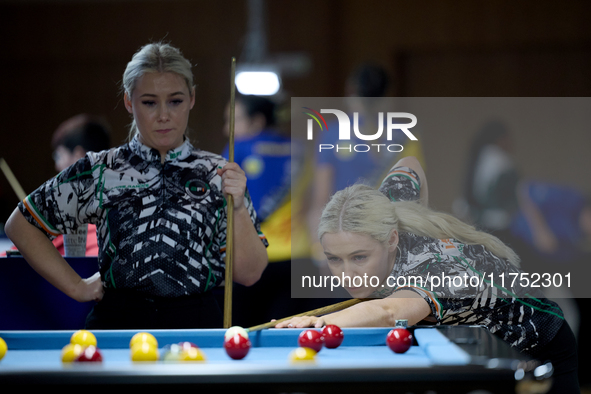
[392,285,447,324]
[390,269,474,325]
[216,186,269,260]
[391,239,565,355]
[18,155,97,238]
[388,238,497,324]
[378,166,421,202]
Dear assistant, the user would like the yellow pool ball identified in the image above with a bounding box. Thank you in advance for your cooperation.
[0,337,7,361]
[179,347,207,362]
[61,343,84,363]
[130,342,159,362]
[70,330,97,347]
[289,347,317,363]
[129,332,158,349]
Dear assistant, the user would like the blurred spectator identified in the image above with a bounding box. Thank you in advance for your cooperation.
[456,120,520,233]
[455,120,587,341]
[511,181,591,263]
[51,114,112,256]
[307,63,425,266]
[1,115,111,257]
[52,114,112,172]
[456,119,590,264]
[509,181,590,343]
[222,95,290,221]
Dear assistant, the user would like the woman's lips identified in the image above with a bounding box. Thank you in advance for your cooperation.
[156,128,172,134]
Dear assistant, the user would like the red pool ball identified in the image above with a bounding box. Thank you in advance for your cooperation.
[321,325,344,349]
[75,346,103,362]
[298,330,324,353]
[386,328,412,354]
[224,334,251,360]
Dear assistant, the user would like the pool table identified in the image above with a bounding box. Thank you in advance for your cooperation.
[0,325,551,393]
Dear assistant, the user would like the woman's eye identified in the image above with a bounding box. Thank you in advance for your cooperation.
[353,255,367,261]
[170,99,184,106]
[142,100,156,107]
[327,257,341,263]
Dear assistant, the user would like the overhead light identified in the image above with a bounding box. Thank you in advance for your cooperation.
[235,71,281,96]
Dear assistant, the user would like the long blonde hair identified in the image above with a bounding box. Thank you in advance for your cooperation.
[318,184,520,266]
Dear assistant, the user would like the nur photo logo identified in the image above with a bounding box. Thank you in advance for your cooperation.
[303,107,418,153]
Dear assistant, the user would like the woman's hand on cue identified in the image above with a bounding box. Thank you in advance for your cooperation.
[74,272,104,303]
[217,163,247,210]
[274,316,326,329]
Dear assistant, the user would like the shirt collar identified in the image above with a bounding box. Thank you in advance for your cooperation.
[129,135,194,163]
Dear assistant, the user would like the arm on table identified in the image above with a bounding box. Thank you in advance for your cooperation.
[274,289,431,328]
[4,208,103,302]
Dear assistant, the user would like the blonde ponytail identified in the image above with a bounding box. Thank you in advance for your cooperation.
[319,184,520,266]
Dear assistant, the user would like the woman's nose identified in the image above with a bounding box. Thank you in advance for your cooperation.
[157,105,170,121]
[343,264,360,281]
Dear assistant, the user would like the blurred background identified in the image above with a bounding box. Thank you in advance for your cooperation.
[0,0,590,219]
[0,0,590,388]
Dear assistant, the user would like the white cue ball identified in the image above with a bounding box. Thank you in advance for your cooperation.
[225,326,249,341]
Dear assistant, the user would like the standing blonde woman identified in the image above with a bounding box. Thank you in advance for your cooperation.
[5,42,268,329]
[277,156,578,394]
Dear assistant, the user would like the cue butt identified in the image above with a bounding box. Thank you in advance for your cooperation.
[223,57,237,329]
[0,158,26,201]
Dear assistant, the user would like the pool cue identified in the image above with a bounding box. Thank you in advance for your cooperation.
[0,158,26,201]
[223,57,237,329]
[246,298,370,333]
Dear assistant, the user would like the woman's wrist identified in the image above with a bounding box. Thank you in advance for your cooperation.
[69,277,86,302]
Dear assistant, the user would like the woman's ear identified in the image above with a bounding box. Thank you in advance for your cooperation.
[190,87,196,109]
[124,92,133,113]
[72,145,87,161]
[388,230,399,252]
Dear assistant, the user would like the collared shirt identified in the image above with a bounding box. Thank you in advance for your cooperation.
[20,136,268,298]
[376,166,564,357]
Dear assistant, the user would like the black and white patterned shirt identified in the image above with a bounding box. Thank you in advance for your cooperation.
[19,136,268,298]
[376,166,564,357]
